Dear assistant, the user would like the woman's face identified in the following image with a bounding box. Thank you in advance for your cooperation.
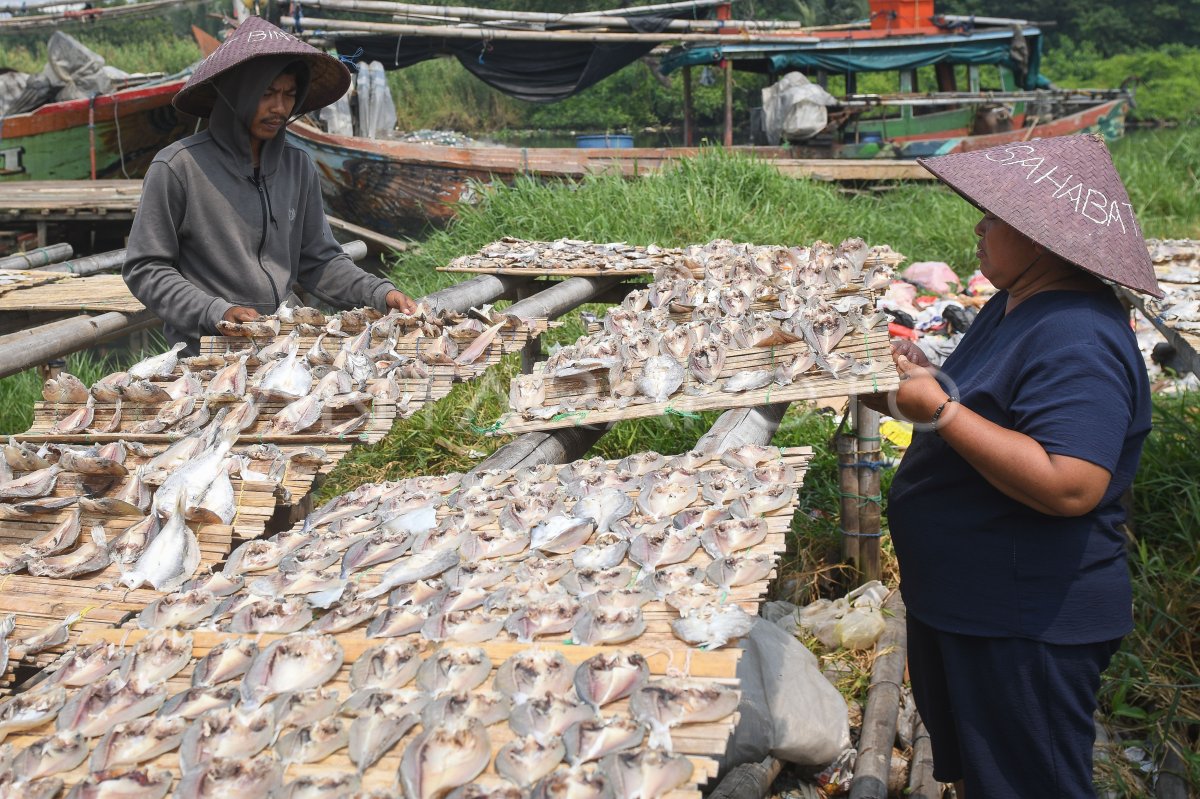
[974,212,1040,289]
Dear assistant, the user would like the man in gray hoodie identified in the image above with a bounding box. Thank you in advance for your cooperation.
[124,17,415,354]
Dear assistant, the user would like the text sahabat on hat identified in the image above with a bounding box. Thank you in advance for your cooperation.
[981,144,1140,236]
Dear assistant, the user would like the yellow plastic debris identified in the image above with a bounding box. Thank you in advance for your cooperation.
[881,419,913,448]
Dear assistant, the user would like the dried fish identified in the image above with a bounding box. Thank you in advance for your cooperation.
[119,630,193,688]
[574,653,648,711]
[23,508,82,557]
[179,705,275,772]
[604,748,695,799]
[156,685,240,721]
[0,688,66,744]
[26,523,109,579]
[137,588,219,630]
[277,717,348,764]
[42,372,90,404]
[349,641,421,692]
[671,604,756,650]
[347,707,417,774]
[415,646,491,697]
[128,342,187,380]
[494,650,575,705]
[190,638,257,687]
[226,596,314,634]
[90,716,187,771]
[705,552,774,591]
[66,768,173,799]
[240,632,344,708]
[0,464,61,500]
[175,751,283,799]
[562,716,644,765]
[272,687,342,731]
[630,678,739,750]
[46,641,124,688]
[57,673,167,738]
[496,736,566,789]
[120,494,198,592]
[419,690,511,728]
[367,603,433,639]
[359,548,460,600]
[12,730,88,779]
[508,695,594,742]
[280,773,361,799]
[532,764,611,799]
[571,608,646,646]
[399,718,491,799]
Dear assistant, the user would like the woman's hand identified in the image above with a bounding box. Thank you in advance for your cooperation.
[858,340,935,415]
[892,353,951,424]
[386,289,418,314]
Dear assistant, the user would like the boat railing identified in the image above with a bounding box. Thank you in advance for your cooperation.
[836,88,1131,108]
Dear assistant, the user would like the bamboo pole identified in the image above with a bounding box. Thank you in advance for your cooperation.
[422,273,530,316]
[39,249,125,276]
[306,0,815,31]
[283,15,818,43]
[683,65,695,147]
[707,756,782,799]
[906,717,938,799]
[504,275,621,321]
[855,400,882,584]
[837,427,861,571]
[723,58,734,147]
[849,590,907,799]
[0,311,156,379]
[0,244,72,270]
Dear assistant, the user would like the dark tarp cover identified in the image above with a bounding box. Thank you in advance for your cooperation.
[332,14,676,103]
[659,28,1044,90]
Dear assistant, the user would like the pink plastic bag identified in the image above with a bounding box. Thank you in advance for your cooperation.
[902,261,962,295]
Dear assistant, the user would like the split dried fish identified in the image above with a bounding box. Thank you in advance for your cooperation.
[179,705,275,772]
[574,653,649,710]
[494,649,575,705]
[12,730,88,779]
[157,685,240,721]
[0,687,67,744]
[240,633,344,708]
[26,523,109,578]
[630,678,739,750]
[120,494,198,592]
[47,641,124,688]
[57,673,167,738]
[128,342,187,380]
[279,773,361,799]
[66,768,173,799]
[496,736,566,789]
[604,749,695,799]
[276,717,348,764]
[399,718,491,799]
[562,716,644,765]
[509,695,594,742]
[671,604,756,650]
[119,630,193,688]
[349,641,421,692]
[90,716,187,771]
[175,751,283,799]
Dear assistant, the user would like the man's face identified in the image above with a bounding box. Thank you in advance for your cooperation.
[250,72,297,144]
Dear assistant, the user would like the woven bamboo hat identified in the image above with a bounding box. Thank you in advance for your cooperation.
[174,16,350,118]
[918,134,1162,298]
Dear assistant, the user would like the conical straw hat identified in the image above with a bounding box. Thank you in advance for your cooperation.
[174,16,350,118]
[918,134,1162,298]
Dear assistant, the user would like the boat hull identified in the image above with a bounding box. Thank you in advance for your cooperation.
[0,78,197,181]
[288,97,1125,236]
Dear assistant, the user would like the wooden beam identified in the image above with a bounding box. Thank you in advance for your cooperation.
[0,310,156,379]
[327,214,412,254]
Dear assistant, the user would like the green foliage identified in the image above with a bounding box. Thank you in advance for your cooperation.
[0,3,216,75]
[939,0,1200,57]
[1042,42,1200,123]
[386,58,524,132]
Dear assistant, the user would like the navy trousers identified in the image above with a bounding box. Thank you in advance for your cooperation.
[906,612,1121,798]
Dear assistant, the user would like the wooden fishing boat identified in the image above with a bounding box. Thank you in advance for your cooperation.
[0,77,197,182]
[287,0,1129,235]
[287,120,926,235]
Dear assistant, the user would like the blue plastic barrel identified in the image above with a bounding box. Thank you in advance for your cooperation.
[575,133,634,148]
[859,131,884,143]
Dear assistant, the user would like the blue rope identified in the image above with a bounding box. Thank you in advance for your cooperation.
[338,47,364,73]
[841,529,884,539]
[839,460,886,471]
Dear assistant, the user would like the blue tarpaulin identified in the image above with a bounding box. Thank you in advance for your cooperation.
[659,28,1043,90]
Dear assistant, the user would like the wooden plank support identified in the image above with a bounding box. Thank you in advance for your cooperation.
[504,275,621,321]
[849,590,907,799]
[0,243,72,270]
[0,310,156,378]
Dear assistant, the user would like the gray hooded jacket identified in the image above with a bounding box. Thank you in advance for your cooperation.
[123,55,396,354]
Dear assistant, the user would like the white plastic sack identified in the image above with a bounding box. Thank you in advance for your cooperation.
[717,618,851,774]
[355,61,396,139]
[46,31,111,101]
[0,71,29,117]
[760,71,836,144]
[319,89,354,137]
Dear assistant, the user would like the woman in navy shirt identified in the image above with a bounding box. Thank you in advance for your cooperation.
[872,134,1162,799]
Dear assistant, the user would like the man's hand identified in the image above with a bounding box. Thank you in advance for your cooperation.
[223,306,261,323]
[386,289,418,315]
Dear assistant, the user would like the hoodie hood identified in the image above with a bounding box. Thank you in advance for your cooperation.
[209,54,310,178]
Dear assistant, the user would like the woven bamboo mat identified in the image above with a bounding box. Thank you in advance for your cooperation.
[0,436,352,690]
[495,327,898,435]
[0,269,74,297]
[0,274,144,314]
[19,631,734,799]
[25,397,402,446]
